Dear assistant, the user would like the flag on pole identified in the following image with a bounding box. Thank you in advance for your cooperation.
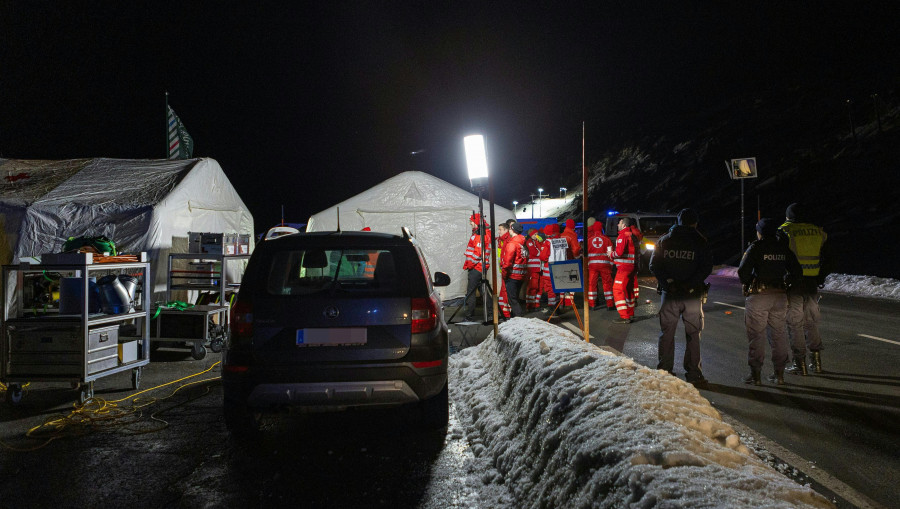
[167,105,194,159]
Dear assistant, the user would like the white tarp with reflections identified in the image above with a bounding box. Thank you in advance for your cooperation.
[306,171,516,301]
[0,157,254,306]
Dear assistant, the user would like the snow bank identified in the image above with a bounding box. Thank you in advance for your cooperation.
[449,318,833,508]
[820,273,900,300]
[714,265,900,301]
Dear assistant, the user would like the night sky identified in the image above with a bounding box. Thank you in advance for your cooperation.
[2,1,897,232]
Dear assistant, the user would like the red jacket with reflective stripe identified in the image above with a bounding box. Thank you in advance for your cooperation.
[525,237,542,273]
[612,225,642,268]
[586,222,613,267]
[463,228,492,272]
[539,234,555,277]
[501,233,528,280]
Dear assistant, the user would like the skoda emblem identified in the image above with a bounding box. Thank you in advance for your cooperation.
[323,306,340,319]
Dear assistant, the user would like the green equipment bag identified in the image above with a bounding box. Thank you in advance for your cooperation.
[62,236,118,256]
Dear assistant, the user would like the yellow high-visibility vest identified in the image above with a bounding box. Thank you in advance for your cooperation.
[779,221,826,277]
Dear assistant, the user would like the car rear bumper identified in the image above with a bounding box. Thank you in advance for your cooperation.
[247,380,421,408]
[223,363,447,410]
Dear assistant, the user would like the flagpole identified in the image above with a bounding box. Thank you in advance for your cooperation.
[165,91,169,159]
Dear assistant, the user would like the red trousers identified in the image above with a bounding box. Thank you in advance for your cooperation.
[588,264,614,308]
[526,272,541,309]
[539,274,558,308]
[497,277,512,318]
[613,265,636,319]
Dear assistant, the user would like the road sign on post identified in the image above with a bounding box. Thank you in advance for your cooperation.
[727,157,758,180]
[726,157,758,254]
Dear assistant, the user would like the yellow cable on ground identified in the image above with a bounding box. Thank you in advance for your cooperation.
[0,361,222,452]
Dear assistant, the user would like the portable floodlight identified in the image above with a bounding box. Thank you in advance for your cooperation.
[464,134,489,190]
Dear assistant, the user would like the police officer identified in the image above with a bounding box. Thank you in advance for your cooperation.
[778,203,830,375]
[649,208,713,388]
[738,218,803,385]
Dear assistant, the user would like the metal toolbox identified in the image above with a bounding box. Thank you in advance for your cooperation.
[87,325,119,374]
[6,324,82,376]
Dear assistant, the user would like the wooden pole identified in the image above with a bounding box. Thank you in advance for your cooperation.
[488,170,499,338]
[582,121,590,342]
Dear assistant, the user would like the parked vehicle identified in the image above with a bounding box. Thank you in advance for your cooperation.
[222,229,451,434]
[605,212,679,271]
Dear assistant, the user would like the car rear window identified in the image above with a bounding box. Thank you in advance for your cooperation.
[639,216,677,236]
[265,247,413,296]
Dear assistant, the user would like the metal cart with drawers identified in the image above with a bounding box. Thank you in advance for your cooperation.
[1,255,151,405]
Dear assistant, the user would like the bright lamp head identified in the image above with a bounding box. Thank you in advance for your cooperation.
[464,135,489,188]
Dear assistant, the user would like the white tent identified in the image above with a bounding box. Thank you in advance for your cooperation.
[306,171,516,301]
[0,157,254,303]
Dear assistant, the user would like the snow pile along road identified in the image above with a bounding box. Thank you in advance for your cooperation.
[449,318,834,508]
[820,273,900,300]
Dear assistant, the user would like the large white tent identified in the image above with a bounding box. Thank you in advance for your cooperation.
[306,171,516,301]
[0,157,254,303]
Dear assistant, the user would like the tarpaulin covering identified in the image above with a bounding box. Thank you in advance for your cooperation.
[0,157,254,306]
[306,171,515,301]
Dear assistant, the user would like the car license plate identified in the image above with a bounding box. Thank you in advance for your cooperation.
[297,328,367,347]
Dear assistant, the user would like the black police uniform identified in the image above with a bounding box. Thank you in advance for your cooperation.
[737,226,803,383]
[649,223,713,383]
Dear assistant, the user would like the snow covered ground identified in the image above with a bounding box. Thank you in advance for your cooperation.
[448,318,834,508]
[714,266,900,301]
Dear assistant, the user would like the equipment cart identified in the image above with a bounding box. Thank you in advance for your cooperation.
[150,304,227,360]
[1,256,151,405]
[151,253,248,359]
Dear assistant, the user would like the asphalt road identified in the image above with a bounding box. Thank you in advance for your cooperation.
[452,274,899,509]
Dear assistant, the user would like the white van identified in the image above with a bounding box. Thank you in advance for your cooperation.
[605,212,679,271]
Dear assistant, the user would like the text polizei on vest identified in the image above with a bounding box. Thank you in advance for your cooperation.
[763,254,786,261]
[663,250,696,260]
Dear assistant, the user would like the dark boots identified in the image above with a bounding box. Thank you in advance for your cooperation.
[743,368,762,386]
[810,351,823,374]
[767,369,786,385]
[786,356,808,376]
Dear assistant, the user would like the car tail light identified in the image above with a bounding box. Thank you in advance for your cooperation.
[412,360,443,369]
[230,295,253,342]
[411,296,439,333]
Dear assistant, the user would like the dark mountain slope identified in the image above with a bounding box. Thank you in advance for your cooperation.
[560,86,900,278]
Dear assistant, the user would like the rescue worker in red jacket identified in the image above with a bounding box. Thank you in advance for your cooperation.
[524,228,543,311]
[538,224,560,313]
[561,218,582,259]
[463,213,492,321]
[496,222,510,251]
[611,217,640,323]
[494,221,512,318]
[501,222,528,317]
[585,217,615,311]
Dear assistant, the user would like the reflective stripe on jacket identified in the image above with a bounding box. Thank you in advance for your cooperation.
[525,238,542,273]
[501,234,528,280]
[586,223,613,266]
[463,229,492,272]
[612,228,638,267]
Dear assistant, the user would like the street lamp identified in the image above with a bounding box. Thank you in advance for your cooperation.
[512,200,518,216]
[560,187,567,199]
[464,134,493,325]
[537,188,546,217]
